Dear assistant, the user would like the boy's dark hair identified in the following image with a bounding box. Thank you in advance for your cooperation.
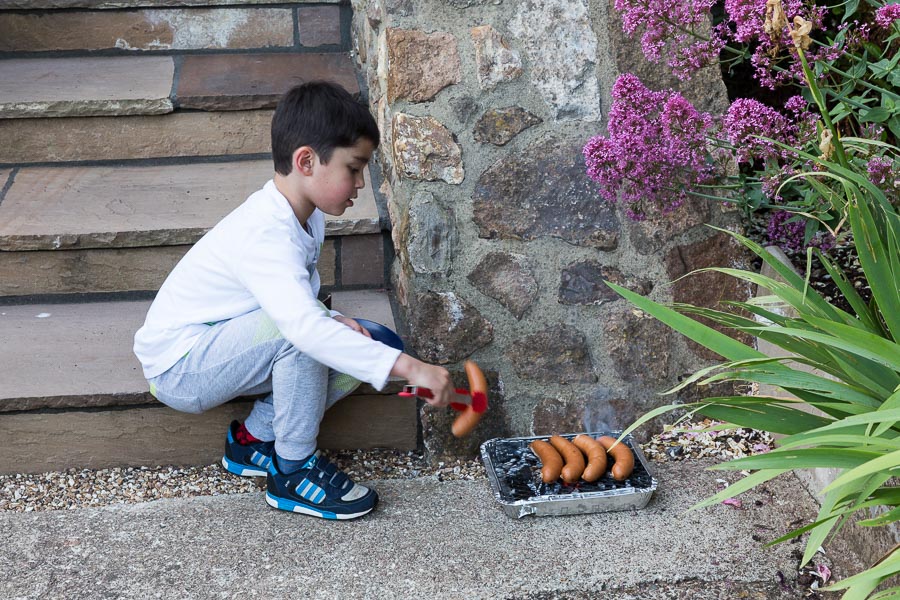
[271,81,380,176]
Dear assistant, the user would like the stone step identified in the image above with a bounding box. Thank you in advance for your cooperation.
[0,53,358,119]
[0,160,386,296]
[0,289,410,473]
[0,110,273,165]
[0,4,344,53]
[1,0,340,9]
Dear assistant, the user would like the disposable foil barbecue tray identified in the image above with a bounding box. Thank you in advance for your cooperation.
[480,432,658,518]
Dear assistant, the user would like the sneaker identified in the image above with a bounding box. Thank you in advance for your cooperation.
[265,451,378,520]
[221,420,274,477]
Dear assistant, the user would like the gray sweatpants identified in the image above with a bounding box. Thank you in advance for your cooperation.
[147,308,361,460]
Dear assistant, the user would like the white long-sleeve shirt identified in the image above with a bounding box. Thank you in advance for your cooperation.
[134,180,401,388]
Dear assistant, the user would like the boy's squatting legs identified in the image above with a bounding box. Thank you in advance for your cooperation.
[147,308,361,461]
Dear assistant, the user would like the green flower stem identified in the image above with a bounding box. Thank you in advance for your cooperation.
[796,46,850,168]
[819,63,900,100]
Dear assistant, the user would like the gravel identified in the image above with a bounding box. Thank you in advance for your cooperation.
[0,421,772,513]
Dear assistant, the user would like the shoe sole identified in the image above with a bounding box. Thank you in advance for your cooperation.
[221,455,268,478]
[265,492,374,520]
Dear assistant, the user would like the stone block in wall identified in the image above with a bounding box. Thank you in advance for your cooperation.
[392,114,464,184]
[472,135,619,249]
[508,0,601,120]
[507,324,596,384]
[558,261,652,306]
[473,107,542,146]
[298,5,342,47]
[603,308,671,382]
[628,197,710,256]
[665,231,755,360]
[467,252,538,320]
[531,386,654,439]
[421,369,508,460]
[406,191,457,275]
[531,396,588,436]
[386,29,461,102]
[470,25,523,90]
[408,291,493,364]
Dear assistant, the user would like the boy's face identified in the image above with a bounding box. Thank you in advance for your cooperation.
[307,137,375,216]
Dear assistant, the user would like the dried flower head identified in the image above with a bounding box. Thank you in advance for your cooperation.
[789,16,813,50]
[764,0,788,41]
[818,127,834,160]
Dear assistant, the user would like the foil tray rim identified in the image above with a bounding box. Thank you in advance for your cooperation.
[480,431,659,518]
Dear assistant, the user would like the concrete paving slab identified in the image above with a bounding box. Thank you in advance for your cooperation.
[0,461,857,599]
[0,289,397,410]
[0,161,379,251]
[0,57,174,119]
[176,53,359,110]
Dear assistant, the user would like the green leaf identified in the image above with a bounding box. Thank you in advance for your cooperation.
[606,282,763,362]
[860,107,891,125]
[875,389,900,437]
[821,449,900,495]
[777,434,900,451]
[814,249,883,334]
[698,402,833,435]
[842,0,859,21]
[824,547,900,590]
[869,587,900,600]
[859,504,900,526]
[709,447,883,471]
[851,200,900,341]
[753,321,900,374]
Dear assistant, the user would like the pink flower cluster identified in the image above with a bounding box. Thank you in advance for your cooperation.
[876,4,900,28]
[583,74,715,219]
[615,0,725,80]
[723,98,801,164]
[766,210,835,251]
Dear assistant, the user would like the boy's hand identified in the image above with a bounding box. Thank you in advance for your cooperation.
[390,354,452,407]
[333,315,372,338]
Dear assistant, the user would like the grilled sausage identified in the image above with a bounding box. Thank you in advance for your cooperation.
[549,435,586,484]
[573,434,608,483]
[597,435,635,481]
[530,439,563,483]
[451,360,488,438]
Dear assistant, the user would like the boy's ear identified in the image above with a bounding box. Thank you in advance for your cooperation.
[293,146,316,175]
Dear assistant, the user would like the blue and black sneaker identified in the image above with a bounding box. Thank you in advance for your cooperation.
[221,420,274,477]
[266,451,378,520]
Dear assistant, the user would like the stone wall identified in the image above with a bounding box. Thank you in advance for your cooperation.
[351,0,753,459]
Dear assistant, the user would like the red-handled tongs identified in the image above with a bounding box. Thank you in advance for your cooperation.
[399,385,489,413]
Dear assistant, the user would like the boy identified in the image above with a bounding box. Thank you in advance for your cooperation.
[134,82,453,520]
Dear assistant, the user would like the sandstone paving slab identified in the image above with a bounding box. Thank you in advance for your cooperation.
[0,289,396,411]
[0,8,294,53]
[0,110,272,165]
[0,57,174,119]
[0,161,378,251]
[0,462,861,599]
[176,53,359,111]
[1,0,338,7]
[0,245,191,297]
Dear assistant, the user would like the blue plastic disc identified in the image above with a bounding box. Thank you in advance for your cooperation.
[353,318,405,352]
